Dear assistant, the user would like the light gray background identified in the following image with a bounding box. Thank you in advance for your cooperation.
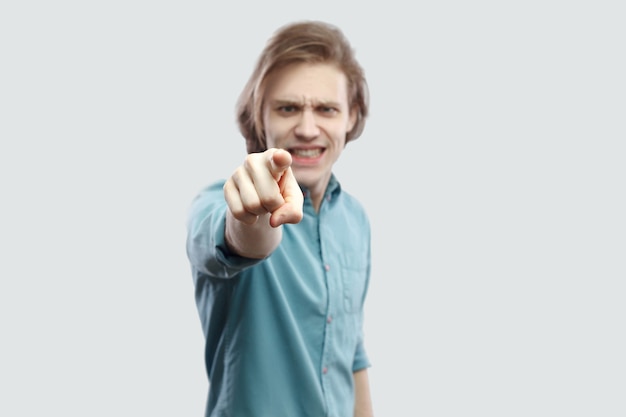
[1,1,624,416]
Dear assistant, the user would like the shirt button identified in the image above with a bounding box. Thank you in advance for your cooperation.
[327,316,333,323]
[322,367,328,374]
[324,264,330,271]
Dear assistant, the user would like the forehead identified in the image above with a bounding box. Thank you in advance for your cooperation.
[263,62,350,103]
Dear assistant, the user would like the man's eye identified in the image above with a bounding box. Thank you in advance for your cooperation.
[319,106,338,114]
[279,105,298,113]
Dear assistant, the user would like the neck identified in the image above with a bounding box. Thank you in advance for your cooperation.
[304,174,332,213]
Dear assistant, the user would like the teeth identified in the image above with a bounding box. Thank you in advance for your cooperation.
[292,148,322,158]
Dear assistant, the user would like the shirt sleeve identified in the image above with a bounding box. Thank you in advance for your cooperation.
[186,181,262,279]
[352,207,372,373]
[352,270,371,372]
[352,337,371,372]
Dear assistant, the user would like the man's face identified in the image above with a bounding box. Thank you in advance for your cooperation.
[262,62,356,192]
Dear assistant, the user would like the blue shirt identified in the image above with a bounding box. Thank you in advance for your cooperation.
[186,174,371,417]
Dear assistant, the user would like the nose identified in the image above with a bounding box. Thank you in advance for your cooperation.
[294,109,320,140]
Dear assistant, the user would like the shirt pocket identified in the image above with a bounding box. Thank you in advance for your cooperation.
[340,258,368,313]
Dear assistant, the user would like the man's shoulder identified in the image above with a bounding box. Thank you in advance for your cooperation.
[338,188,367,212]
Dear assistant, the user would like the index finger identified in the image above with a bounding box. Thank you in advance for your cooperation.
[267,148,293,181]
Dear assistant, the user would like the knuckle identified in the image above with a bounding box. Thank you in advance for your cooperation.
[260,195,282,212]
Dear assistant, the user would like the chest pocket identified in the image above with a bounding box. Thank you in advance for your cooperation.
[340,258,368,313]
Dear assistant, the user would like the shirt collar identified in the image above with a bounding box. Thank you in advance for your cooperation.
[300,173,342,201]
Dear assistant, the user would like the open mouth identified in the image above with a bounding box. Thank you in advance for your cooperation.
[288,147,325,158]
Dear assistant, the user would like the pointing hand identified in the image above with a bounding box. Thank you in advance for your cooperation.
[224,148,304,228]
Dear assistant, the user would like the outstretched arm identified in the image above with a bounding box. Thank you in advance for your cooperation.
[223,148,303,259]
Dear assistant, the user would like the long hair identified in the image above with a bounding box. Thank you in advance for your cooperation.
[236,20,369,154]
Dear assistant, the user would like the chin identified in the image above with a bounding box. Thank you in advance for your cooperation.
[294,169,328,189]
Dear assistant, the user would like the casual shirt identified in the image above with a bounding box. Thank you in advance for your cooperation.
[186,174,371,417]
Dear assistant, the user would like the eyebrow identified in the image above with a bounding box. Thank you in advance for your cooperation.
[270,98,341,108]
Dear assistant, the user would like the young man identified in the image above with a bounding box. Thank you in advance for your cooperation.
[186,20,374,417]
